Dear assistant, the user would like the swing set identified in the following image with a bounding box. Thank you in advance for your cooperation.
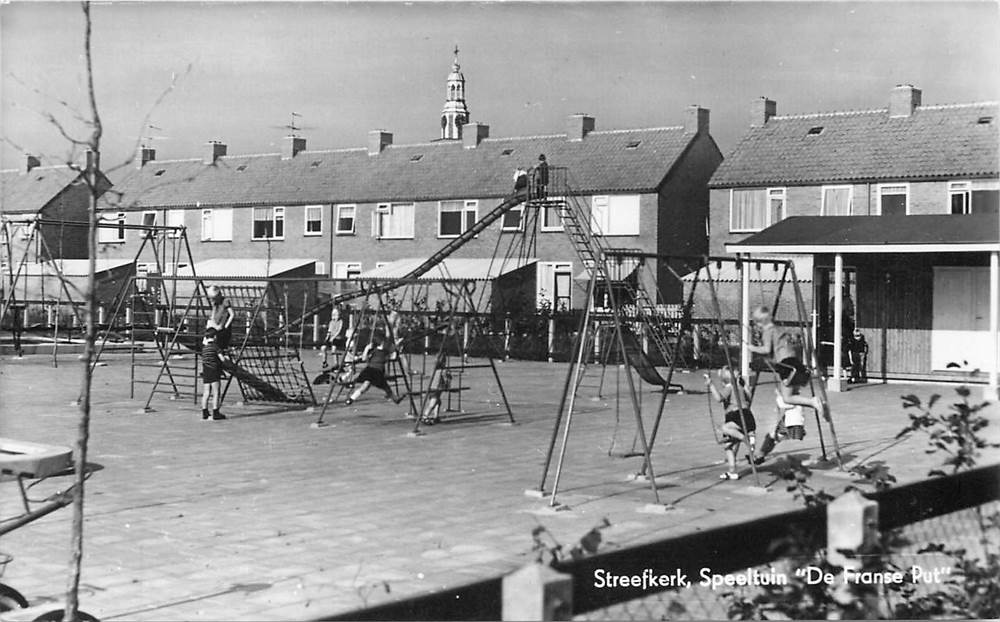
[533,251,843,507]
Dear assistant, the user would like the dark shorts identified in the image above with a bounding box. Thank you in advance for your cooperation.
[356,367,390,391]
[328,336,346,350]
[777,357,810,386]
[724,409,757,434]
[202,365,222,383]
[216,326,232,350]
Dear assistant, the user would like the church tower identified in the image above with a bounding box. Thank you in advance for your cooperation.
[440,46,469,140]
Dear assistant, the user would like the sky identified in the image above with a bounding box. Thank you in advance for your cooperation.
[1,1,998,171]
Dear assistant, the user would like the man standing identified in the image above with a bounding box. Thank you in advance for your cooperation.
[532,154,549,199]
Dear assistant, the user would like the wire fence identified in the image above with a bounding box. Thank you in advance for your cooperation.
[321,466,1000,621]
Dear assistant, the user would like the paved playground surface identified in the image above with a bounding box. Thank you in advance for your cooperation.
[1,351,998,621]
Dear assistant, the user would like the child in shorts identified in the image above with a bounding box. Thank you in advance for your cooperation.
[345,334,403,406]
[705,367,756,480]
[201,327,226,421]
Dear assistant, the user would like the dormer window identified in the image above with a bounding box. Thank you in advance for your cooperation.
[501,148,515,156]
[807,126,824,136]
[625,140,641,149]
[236,165,247,172]
[153,169,166,176]
[978,116,993,124]
[410,154,423,162]
[310,160,322,168]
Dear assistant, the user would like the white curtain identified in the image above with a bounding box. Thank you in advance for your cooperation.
[731,189,768,230]
[823,187,853,216]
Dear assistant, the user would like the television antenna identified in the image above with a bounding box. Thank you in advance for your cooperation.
[271,112,315,137]
[141,124,170,148]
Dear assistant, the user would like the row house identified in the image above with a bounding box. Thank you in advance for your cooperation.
[709,85,999,392]
[98,107,722,312]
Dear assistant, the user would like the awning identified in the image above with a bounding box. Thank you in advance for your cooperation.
[177,258,316,279]
[359,257,536,281]
[682,256,813,283]
[19,259,133,277]
[727,214,1000,255]
[574,258,640,281]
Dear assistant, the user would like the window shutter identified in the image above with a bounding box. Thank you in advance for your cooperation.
[215,208,233,241]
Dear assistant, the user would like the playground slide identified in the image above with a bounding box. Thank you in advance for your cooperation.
[220,359,288,402]
[619,327,669,387]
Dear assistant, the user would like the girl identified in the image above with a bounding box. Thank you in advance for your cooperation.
[705,367,756,480]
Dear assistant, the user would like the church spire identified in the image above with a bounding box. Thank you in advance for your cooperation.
[440,45,469,140]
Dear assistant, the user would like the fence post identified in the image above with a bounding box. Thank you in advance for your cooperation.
[504,313,512,361]
[502,563,573,621]
[312,312,320,346]
[463,317,471,361]
[828,489,880,609]
[547,317,555,363]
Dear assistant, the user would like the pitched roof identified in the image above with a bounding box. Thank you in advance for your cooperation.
[726,214,999,253]
[0,165,83,214]
[710,102,999,187]
[102,126,699,210]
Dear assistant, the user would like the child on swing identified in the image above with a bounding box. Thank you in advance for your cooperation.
[747,306,826,464]
[420,360,452,425]
[344,333,403,406]
[705,366,756,480]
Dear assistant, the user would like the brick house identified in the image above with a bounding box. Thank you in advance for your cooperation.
[708,85,999,392]
[1,156,118,324]
[99,108,722,311]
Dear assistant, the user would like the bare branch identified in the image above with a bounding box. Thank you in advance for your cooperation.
[6,72,92,127]
[43,112,90,147]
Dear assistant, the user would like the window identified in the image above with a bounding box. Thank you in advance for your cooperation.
[502,204,524,231]
[949,180,999,215]
[807,126,824,136]
[17,222,35,240]
[332,262,362,279]
[537,262,573,311]
[877,184,908,216]
[821,185,854,216]
[729,188,768,232]
[372,203,415,239]
[501,148,515,156]
[438,200,478,237]
[335,205,356,235]
[166,209,184,238]
[768,188,786,224]
[315,261,327,276]
[141,211,156,227]
[541,197,565,232]
[304,205,323,236]
[135,263,155,290]
[99,212,126,243]
[201,208,233,241]
[252,206,285,240]
[625,140,641,149]
[409,154,423,162]
[590,195,640,236]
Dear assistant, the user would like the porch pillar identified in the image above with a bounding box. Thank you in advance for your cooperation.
[830,253,844,393]
[740,256,751,380]
[989,251,999,401]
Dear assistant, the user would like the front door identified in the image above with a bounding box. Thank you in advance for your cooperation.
[931,266,992,370]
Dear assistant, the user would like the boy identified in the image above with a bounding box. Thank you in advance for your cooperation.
[747,306,826,463]
[345,334,403,406]
[206,285,235,353]
[201,327,226,421]
[847,327,869,384]
[705,367,756,480]
[320,306,347,362]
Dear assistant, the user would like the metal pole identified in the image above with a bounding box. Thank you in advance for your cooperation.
[831,253,844,393]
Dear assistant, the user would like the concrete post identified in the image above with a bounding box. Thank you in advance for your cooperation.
[502,563,573,621]
[740,257,751,379]
[989,251,999,401]
[827,489,878,568]
[125,307,133,327]
[98,306,106,326]
[312,312,321,345]
[504,314,512,361]
[830,253,844,393]
[547,317,555,363]
[463,317,471,362]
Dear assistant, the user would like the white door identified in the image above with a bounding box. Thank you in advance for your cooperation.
[932,267,992,371]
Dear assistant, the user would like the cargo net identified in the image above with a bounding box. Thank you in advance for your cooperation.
[225,344,316,405]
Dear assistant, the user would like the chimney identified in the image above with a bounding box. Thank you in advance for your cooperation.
[462,122,489,148]
[24,155,41,174]
[566,113,595,141]
[138,146,156,169]
[368,130,393,156]
[751,97,777,127]
[203,140,227,165]
[282,135,306,160]
[889,84,922,118]
[684,105,710,135]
